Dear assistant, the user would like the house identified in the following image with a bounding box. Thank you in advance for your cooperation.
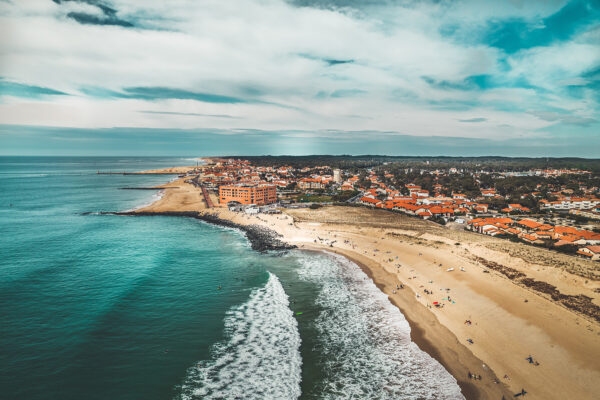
[559,234,586,246]
[516,219,542,231]
[576,230,600,245]
[244,205,259,214]
[360,197,381,207]
[520,234,543,244]
[474,204,489,213]
[502,204,531,213]
[577,246,600,261]
[533,230,553,239]
[298,178,325,190]
[482,226,502,236]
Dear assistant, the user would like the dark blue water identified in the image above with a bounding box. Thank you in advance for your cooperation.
[0,157,463,400]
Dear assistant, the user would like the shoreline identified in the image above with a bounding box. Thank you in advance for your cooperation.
[111,205,491,397]
[108,203,508,398]
[303,245,507,400]
[100,168,600,400]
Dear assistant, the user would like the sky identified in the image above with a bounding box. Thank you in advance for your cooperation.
[0,0,599,156]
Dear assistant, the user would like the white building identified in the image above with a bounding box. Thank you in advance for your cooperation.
[333,169,342,183]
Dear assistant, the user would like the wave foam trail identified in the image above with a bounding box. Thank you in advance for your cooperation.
[177,273,302,400]
[297,252,464,400]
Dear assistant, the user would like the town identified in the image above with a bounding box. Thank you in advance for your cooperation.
[182,156,600,261]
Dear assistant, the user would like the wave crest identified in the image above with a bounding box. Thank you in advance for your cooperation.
[177,273,302,400]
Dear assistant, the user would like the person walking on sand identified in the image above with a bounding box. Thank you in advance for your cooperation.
[526,355,534,364]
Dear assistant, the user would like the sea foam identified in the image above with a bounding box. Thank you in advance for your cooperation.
[296,252,464,400]
[177,272,302,400]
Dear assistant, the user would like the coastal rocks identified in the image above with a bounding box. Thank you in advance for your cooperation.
[91,211,296,253]
[195,213,296,253]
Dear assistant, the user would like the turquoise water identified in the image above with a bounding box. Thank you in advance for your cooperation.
[0,157,463,399]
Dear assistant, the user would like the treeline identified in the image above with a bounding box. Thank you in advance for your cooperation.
[228,155,600,172]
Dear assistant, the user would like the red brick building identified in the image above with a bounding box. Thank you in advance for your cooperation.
[219,184,277,205]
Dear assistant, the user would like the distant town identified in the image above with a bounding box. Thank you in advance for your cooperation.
[181,156,600,261]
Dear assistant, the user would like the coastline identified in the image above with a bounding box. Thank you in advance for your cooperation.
[118,174,503,398]
[309,245,504,399]
[110,170,600,400]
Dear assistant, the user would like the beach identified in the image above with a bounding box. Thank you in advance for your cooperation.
[132,172,600,400]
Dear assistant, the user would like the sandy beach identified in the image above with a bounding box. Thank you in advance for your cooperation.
[131,174,600,400]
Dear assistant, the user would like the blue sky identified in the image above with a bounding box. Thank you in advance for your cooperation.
[0,0,599,156]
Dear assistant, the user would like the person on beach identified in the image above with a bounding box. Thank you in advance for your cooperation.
[514,388,527,397]
[526,355,534,364]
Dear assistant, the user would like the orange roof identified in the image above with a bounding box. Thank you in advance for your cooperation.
[583,245,600,253]
[517,219,541,229]
[577,230,600,240]
[553,226,579,234]
[360,197,380,204]
[469,217,513,225]
[560,234,582,242]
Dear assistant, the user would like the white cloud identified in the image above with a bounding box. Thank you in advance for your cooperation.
[0,0,597,141]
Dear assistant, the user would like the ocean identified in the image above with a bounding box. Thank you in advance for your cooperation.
[0,157,463,399]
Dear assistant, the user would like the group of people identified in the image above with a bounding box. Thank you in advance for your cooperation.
[525,355,540,366]
[467,371,482,380]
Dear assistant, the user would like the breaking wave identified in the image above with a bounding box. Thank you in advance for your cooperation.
[297,252,464,400]
[177,273,302,400]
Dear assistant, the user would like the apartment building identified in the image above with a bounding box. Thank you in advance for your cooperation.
[219,184,277,205]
